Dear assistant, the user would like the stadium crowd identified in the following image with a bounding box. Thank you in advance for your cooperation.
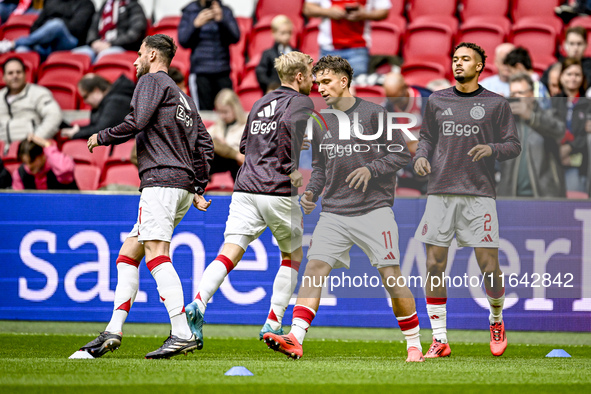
[0,0,590,199]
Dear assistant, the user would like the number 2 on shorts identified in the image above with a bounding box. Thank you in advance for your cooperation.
[484,213,491,232]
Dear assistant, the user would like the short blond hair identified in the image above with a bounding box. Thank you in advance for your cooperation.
[271,15,293,32]
[274,51,313,83]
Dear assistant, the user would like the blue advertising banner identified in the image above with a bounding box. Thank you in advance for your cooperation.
[1,192,590,332]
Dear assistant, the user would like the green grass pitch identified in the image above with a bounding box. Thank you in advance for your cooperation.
[1,320,590,393]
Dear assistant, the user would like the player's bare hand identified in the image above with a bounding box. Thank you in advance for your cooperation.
[290,170,303,188]
[346,166,371,192]
[87,134,99,153]
[468,144,493,162]
[414,157,431,176]
[301,190,316,214]
[193,194,212,211]
[301,137,311,151]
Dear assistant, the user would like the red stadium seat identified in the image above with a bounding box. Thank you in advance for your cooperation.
[511,0,561,21]
[510,24,558,65]
[255,0,303,21]
[354,85,385,105]
[401,60,447,87]
[459,0,509,21]
[74,164,101,190]
[105,140,136,166]
[411,15,458,35]
[299,19,321,60]
[62,139,109,169]
[3,161,19,176]
[461,15,511,36]
[381,0,406,33]
[403,21,454,60]
[0,13,37,41]
[0,139,4,158]
[3,140,20,161]
[38,53,90,84]
[369,22,401,56]
[92,54,137,83]
[515,15,563,36]
[39,81,77,110]
[407,0,457,22]
[152,16,181,30]
[237,86,263,111]
[99,163,140,189]
[202,119,215,129]
[205,171,234,192]
[239,66,260,90]
[455,24,506,64]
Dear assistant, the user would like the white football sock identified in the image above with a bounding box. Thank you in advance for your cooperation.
[194,258,232,314]
[397,312,421,351]
[487,292,505,324]
[105,258,139,334]
[150,259,192,339]
[427,303,447,343]
[266,263,299,330]
[291,319,309,345]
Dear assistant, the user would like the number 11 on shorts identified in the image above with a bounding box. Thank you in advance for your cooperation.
[382,231,393,249]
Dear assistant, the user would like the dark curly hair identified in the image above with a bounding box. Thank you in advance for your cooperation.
[312,55,354,87]
[454,42,487,74]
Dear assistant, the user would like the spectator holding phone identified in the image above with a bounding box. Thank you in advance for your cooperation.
[178,0,240,110]
[303,1,390,76]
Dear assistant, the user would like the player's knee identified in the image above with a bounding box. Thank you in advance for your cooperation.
[426,258,446,274]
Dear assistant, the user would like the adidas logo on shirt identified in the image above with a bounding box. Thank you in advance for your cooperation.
[257,100,277,118]
[322,130,333,140]
[442,108,453,116]
[384,251,396,260]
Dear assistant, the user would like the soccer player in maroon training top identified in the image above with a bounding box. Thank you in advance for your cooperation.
[414,42,521,358]
[185,51,315,348]
[264,55,424,362]
[71,34,214,360]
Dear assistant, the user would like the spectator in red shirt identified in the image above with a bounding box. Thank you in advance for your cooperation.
[303,0,390,76]
[0,0,34,25]
[12,134,77,190]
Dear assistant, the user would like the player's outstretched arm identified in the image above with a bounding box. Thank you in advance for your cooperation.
[301,191,317,215]
[414,157,431,176]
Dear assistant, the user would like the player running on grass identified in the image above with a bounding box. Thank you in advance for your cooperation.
[414,42,521,358]
[264,55,424,362]
[185,51,315,347]
[70,34,214,360]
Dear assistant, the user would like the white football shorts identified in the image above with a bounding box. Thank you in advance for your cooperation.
[414,194,499,248]
[307,207,401,269]
[128,187,193,243]
[224,192,303,253]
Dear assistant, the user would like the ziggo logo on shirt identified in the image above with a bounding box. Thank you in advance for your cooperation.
[442,121,480,137]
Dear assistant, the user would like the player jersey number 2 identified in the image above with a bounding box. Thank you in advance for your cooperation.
[484,213,491,231]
